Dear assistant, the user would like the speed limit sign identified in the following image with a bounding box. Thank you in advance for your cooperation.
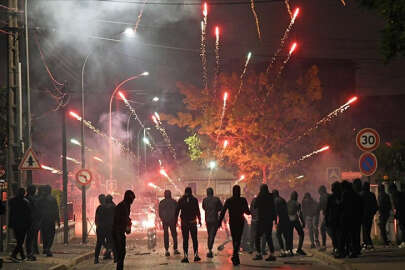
[356,128,380,152]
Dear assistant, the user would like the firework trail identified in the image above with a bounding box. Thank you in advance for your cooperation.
[152,113,177,160]
[284,0,292,18]
[69,111,136,158]
[213,26,221,94]
[118,92,145,129]
[273,42,297,82]
[295,96,358,142]
[201,2,208,90]
[237,52,252,97]
[134,0,147,33]
[266,8,300,74]
[278,145,330,174]
[160,168,181,194]
[250,0,262,40]
[216,92,229,143]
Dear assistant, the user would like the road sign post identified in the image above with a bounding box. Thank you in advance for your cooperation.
[359,152,378,176]
[18,147,41,171]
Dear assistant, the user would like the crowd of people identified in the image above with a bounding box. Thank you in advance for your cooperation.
[7,185,60,262]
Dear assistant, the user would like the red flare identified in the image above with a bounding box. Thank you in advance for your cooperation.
[289,42,297,55]
[347,96,358,104]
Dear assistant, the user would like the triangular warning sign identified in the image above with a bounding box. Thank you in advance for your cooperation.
[19,147,41,170]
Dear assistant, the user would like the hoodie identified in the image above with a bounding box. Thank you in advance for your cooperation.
[202,195,223,223]
[176,193,201,224]
[219,186,250,225]
[159,191,178,224]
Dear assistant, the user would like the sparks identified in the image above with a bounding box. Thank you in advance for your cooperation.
[347,96,358,105]
[223,140,229,149]
[152,115,158,125]
[289,42,297,55]
[69,111,81,121]
[235,174,246,184]
[93,156,103,162]
[223,92,229,103]
[159,169,181,193]
[215,26,220,42]
[214,26,221,94]
[250,0,262,40]
[292,7,300,23]
[70,138,81,146]
[237,52,253,97]
[154,112,161,122]
[203,2,208,17]
[118,91,126,100]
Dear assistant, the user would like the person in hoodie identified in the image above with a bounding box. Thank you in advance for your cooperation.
[361,182,378,250]
[113,190,135,270]
[25,185,39,261]
[273,190,292,257]
[388,183,405,248]
[351,179,364,256]
[249,196,266,255]
[176,187,201,263]
[202,187,223,258]
[159,190,180,257]
[219,185,251,266]
[9,188,31,262]
[318,185,330,251]
[95,194,106,264]
[325,181,342,255]
[377,184,392,246]
[287,191,306,255]
[103,195,116,260]
[302,193,320,249]
[252,184,276,261]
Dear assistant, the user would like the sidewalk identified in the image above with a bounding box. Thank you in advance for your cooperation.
[1,238,94,270]
[310,246,405,270]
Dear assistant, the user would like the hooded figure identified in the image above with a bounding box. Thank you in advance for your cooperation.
[159,190,180,256]
[38,185,59,257]
[388,183,405,247]
[252,184,276,261]
[202,187,223,258]
[302,193,320,249]
[325,181,342,254]
[287,191,306,255]
[103,195,116,260]
[113,190,135,270]
[9,188,31,261]
[219,185,251,266]
[25,185,39,261]
[273,190,291,256]
[318,185,330,250]
[95,194,107,264]
[350,179,364,256]
[361,182,378,250]
[176,187,201,263]
[378,184,392,245]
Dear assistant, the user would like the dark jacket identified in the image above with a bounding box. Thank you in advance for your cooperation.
[26,194,40,223]
[202,196,223,223]
[391,190,405,220]
[219,196,250,225]
[9,196,31,229]
[378,191,392,218]
[176,195,201,224]
[361,190,378,219]
[159,197,178,224]
[302,196,320,218]
[113,200,131,233]
[254,191,276,224]
[325,193,341,228]
[250,197,258,223]
[38,194,59,225]
[274,196,289,224]
[341,189,363,227]
[95,204,105,228]
[104,202,115,229]
[319,192,330,216]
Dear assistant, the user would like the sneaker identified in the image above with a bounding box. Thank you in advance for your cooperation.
[46,252,53,257]
[310,244,316,249]
[399,242,405,248]
[265,255,276,261]
[296,249,306,256]
[27,255,36,261]
[231,256,240,266]
[194,255,201,262]
[207,251,213,258]
[315,240,321,247]
[165,251,170,257]
[253,254,263,260]
[288,250,294,257]
[9,255,20,263]
[174,250,181,255]
[94,258,99,264]
[319,246,326,252]
[181,257,189,263]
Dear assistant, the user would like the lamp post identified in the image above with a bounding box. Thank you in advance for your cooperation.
[109,72,148,181]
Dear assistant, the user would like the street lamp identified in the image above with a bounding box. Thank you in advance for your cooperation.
[143,137,151,145]
[109,72,149,181]
[152,96,159,102]
[209,161,216,170]
[124,27,135,38]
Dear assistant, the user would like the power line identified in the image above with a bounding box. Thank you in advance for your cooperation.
[34,0,282,6]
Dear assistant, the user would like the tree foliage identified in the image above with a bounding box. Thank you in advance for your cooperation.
[374,140,405,181]
[357,0,405,61]
[163,66,323,184]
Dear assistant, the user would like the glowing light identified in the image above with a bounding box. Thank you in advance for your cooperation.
[247,52,252,61]
[203,2,208,17]
[154,112,160,122]
[278,145,330,174]
[118,91,126,100]
[124,27,135,38]
[141,71,149,76]
[250,0,261,39]
[209,161,216,170]
[152,115,158,125]
[292,7,300,22]
[160,168,168,178]
[347,96,358,105]
[319,145,330,152]
[296,175,304,179]
[215,26,220,41]
[41,165,54,171]
[289,42,297,55]
[223,140,229,149]
[239,175,245,181]
[70,138,81,146]
[223,92,229,102]
[143,137,150,145]
[152,96,159,102]
[93,156,103,162]
[69,111,81,121]
[61,156,81,165]
[237,52,253,97]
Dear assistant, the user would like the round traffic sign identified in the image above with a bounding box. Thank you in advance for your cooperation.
[359,152,378,176]
[75,169,93,186]
[356,128,380,152]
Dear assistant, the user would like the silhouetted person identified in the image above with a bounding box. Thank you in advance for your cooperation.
[388,183,405,247]
[351,179,363,256]
[302,192,320,249]
[249,197,266,254]
[95,194,106,264]
[159,190,180,257]
[273,190,292,257]
[252,184,276,261]
[38,185,59,257]
[25,185,39,261]
[377,184,392,245]
[202,187,223,258]
[287,191,306,255]
[361,182,378,250]
[176,187,201,263]
[113,190,135,270]
[104,195,116,260]
[219,185,251,266]
[318,185,330,251]
[325,181,342,255]
[9,188,31,262]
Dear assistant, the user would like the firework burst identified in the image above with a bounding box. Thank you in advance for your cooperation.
[213,26,221,94]
[250,0,261,40]
[152,113,177,160]
[237,52,252,97]
[201,3,208,90]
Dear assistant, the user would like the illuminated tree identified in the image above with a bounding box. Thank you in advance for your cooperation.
[164,66,322,184]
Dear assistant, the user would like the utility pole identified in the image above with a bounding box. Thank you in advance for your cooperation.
[81,59,87,244]
[61,92,69,244]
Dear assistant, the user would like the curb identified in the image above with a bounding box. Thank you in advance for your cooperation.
[49,251,95,270]
[310,250,353,270]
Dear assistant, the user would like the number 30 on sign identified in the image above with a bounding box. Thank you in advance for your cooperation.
[356,128,380,152]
